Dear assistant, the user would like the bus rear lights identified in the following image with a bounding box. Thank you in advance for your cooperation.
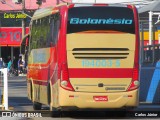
[69,95,74,98]
[93,4,108,6]
[127,67,139,91]
[132,68,139,80]
[123,95,133,97]
[69,95,79,98]
[128,95,133,97]
[127,80,139,91]
[60,63,75,91]
[134,81,139,86]
[61,80,68,86]
[60,80,74,91]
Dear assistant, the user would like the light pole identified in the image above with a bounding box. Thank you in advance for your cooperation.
[21,0,25,54]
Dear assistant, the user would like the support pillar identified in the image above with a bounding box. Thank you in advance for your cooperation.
[141,22,144,64]
[149,11,153,45]
[21,0,25,54]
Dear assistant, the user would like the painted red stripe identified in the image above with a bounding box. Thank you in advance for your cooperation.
[33,80,48,86]
[69,68,133,78]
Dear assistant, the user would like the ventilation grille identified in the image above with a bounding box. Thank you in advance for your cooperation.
[72,48,129,59]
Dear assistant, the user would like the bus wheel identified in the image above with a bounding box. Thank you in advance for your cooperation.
[125,107,135,111]
[33,102,42,110]
[50,107,61,117]
[50,103,61,117]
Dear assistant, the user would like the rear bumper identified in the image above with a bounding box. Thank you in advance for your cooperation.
[59,88,139,109]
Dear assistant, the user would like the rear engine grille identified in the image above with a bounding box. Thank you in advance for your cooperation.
[72,48,129,59]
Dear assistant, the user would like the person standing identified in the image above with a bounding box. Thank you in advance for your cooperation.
[7,57,12,73]
[13,56,18,70]
[0,58,3,69]
[18,57,24,74]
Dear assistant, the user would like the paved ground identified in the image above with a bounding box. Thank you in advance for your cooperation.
[0,76,160,120]
[8,76,33,111]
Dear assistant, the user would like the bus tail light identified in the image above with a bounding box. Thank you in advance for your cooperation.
[127,67,139,91]
[60,63,74,91]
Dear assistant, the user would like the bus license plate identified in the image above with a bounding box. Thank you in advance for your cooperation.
[93,96,108,102]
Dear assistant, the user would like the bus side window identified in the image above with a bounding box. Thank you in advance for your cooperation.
[53,18,60,46]
[30,18,50,49]
[46,13,60,47]
[46,16,54,47]
[30,20,38,50]
[39,17,50,48]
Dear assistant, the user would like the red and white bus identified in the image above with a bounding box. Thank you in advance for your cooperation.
[26,3,140,115]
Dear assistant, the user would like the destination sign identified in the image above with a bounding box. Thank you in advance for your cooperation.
[70,18,133,25]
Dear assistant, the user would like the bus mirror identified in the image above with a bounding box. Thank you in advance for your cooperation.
[22,33,30,46]
[21,33,30,54]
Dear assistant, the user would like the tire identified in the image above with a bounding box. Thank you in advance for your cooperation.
[50,101,61,117]
[33,102,42,110]
[125,107,135,111]
[50,107,61,117]
[49,85,61,117]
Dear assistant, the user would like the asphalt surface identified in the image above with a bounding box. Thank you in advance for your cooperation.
[8,76,33,111]
[0,76,160,120]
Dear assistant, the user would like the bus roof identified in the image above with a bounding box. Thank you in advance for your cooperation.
[68,3,134,9]
[31,3,135,20]
[32,7,54,20]
[31,3,66,20]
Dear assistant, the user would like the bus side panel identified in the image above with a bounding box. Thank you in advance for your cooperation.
[50,5,69,108]
[27,79,32,100]
[27,48,57,105]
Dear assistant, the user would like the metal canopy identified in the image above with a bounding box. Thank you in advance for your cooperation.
[138,0,160,45]
[138,0,160,13]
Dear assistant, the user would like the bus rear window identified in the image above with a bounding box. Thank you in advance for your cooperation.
[67,6,135,34]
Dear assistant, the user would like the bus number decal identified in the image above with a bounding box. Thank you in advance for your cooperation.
[82,60,120,67]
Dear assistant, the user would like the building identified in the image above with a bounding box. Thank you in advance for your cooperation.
[0,0,59,63]
[138,0,160,45]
